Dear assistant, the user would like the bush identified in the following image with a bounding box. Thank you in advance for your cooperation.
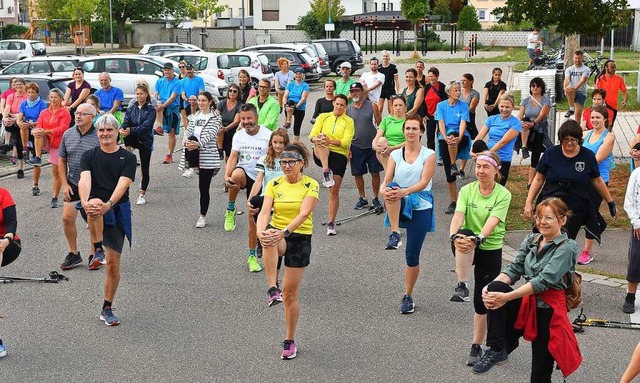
[457,6,481,31]
[298,11,345,39]
[0,24,28,39]
[90,21,133,44]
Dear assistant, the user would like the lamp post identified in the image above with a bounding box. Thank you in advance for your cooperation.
[109,0,114,52]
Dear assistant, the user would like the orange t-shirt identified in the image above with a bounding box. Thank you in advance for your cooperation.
[595,74,626,110]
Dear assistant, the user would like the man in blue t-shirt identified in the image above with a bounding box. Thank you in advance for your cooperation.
[154,62,182,164]
[95,72,124,122]
[180,63,205,127]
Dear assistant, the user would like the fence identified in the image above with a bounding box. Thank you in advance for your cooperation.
[580,16,635,49]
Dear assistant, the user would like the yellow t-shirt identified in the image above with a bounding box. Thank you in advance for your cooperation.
[265,174,319,235]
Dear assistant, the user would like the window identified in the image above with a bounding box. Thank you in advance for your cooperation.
[3,61,27,74]
[492,12,503,21]
[477,9,487,21]
[285,25,297,30]
[262,0,278,21]
[217,55,229,69]
[51,60,78,72]
[0,42,8,50]
[104,59,130,74]
[135,59,157,75]
[82,60,101,73]
[228,8,233,17]
[215,11,221,17]
[30,61,48,73]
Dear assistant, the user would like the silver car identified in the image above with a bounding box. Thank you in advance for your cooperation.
[0,39,46,66]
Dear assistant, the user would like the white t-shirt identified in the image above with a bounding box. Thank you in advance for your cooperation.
[231,125,272,180]
[360,71,385,103]
[527,32,540,49]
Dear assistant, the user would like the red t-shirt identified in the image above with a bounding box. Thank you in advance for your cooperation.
[0,188,18,240]
[424,83,443,116]
[582,107,613,130]
[595,74,626,110]
[1,88,16,100]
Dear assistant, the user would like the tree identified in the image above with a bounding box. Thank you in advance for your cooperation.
[310,0,345,27]
[96,0,190,48]
[457,5,481,31]
[188,0,226,28]
[493,0,631,38]
[432,0,452,23]
[401,0,430,55]
[298,9,347,39]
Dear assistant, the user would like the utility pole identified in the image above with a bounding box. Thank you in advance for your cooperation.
[241,0,246,48]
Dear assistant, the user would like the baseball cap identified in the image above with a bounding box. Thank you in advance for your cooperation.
[293,67,304,73]
[349,82,363,91]
[163,62,174,69]
[185,63,194,70]
[341,62,352,69]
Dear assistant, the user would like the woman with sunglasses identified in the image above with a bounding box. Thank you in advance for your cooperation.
[372,94,407,173]
[216,83,242,166]
[524,120,616,241]
[381,114,436,313]
[473,197,581,381]
[256,143,319,360]
[63,67,91,121]
[518,77,551,187]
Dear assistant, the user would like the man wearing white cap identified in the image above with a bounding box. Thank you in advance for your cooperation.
[335,62,356,99]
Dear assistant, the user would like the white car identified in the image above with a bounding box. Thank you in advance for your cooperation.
[0,39,47,66]
[67,55,228,106]
[139,43,202,55]
[226,51,274,88]
[239,43,320,73]
[164,51,233,84]
[0,56,80,75]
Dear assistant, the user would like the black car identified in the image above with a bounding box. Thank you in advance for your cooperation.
[0,74,71,102]
[258,50,322,83]
[312,39,364,75]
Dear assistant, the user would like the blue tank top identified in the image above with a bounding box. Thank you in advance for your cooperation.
[583,129,611,182]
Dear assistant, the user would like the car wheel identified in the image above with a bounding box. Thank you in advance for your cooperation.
[333,61,344,76]
[250,77,259,90]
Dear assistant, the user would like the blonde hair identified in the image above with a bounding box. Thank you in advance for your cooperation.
[475,151,502,183]
[499,93,515,107]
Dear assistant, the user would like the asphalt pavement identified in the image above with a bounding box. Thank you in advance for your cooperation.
[0,62,638,382]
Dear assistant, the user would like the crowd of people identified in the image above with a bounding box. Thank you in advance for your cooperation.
[1,51,640,382]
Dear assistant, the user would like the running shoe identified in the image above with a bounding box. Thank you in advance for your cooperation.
[154,126,164,136]
[326,222,337,236]
[9,156,17,165]
[16,169,24,179]
[32,185,40,196]
[445,202,456,215]
[50,198,59,208]
[623,297,636,314]
[354,197,369,210]
[196,216,206,228]
[467,344,484,366]
[451,282,470,302]
[163,154,172,164]
[224,208,237,232]
[322,171,335,188]
[472,348,508,375]
[372,197,382,210]
[60,252,82,270]
[136,194,146,205]
[182,168,195,178]
[437,159,443,166]
[577,250,593,265]
[0,339,6,358]
[564,110,574,118]
[268,286,283,307]
[450,163,460,177]
[521,147,530,159]
[100,306,120,326]
[247,255,262,272]
[281,340,297,360]
[400,294,415,314]
[22,151,29,163]
[458,170,467,180]
[29,156,42,166]
[89,248,106,270]
[386,232,402,250]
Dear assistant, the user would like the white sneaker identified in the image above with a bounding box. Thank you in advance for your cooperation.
[136,194,146,205]
[196,216,206,228]
[182,168,194,178]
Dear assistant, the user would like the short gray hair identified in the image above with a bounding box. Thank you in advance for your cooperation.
[445,80,461,95]
[49,88,64,99]
[95,113,119,130]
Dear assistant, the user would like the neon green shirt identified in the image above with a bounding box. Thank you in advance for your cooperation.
[379,116,406,147]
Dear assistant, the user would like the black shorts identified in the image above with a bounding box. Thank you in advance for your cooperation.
[103,223,125,254]
[1,238,21,267]
[313,151,348,178]
[628,230,640,283]
[234,166,256,199]
[284,232,312,268]
[380,88,396,99]
[67,182,80,202]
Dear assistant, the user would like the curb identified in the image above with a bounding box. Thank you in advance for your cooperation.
[502,244,627,290]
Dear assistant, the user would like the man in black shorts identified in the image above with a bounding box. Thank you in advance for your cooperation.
[309,94,354,235]
[58,103,101,270]
[78,114,136,326]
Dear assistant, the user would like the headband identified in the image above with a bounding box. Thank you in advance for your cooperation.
[477,155,501,169]
[281,151,303,160]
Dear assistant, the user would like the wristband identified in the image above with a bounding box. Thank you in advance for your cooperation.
[472,235,486,246]
[283,228,291,237]
[450,234,459,242]
[108,199,114,207]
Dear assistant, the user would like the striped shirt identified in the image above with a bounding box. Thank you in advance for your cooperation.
[58,125,100,185]
[178,111,222,170]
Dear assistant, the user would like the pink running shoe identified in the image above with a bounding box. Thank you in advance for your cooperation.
[281,340,297,360]
[577,250,593,265]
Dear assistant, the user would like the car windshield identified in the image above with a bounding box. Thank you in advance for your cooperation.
[51,60,78,71]
[314,43,327,56]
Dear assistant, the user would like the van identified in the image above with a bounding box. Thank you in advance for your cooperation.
[311,39,364,75]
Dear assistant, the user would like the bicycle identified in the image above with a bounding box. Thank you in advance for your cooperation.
[583,51,607,79]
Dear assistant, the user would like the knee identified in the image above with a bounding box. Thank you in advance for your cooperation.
[62,212,76,226]
[281,287,298,303]
[406,252,420,267]
[487,280,510,292]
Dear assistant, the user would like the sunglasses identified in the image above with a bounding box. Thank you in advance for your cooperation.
[561,138,579,145]
[179,66,185,69]
[228,89,238,93]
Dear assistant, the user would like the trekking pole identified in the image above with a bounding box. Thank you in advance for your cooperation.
[0,271,69,284]
[573,308,640,331]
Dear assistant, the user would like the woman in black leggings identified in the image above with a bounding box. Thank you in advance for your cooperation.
[120,84,156,206]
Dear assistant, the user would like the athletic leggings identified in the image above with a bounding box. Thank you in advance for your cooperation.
[404,208,432,267]
[529,130,545,169]
[499,161,512,186]
[486,281,555,383]
[138,146,152,191]
[291,108,305,137]
[199,168,218,216]
[6,124,23,159]
[425,118,437,150]
[585,182,608,240]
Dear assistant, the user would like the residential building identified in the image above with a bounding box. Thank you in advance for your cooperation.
[0,0,19,28]
[468,0,504,28]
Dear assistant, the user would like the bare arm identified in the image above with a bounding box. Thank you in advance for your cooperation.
[621,341,640,383]
[524,172,545,219]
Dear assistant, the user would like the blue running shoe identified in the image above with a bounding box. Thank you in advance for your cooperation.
[354,197,369,210]
[472,348,508,374]
[89,248,106,270]
[386,232,402,250]
[100,306,120,326]
[401,294,414,314]
[0,339,6,357]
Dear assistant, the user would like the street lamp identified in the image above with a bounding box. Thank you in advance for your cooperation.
[109,0,114,52]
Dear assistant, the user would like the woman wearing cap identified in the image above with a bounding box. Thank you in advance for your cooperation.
[283,68,310,143]
[449,151,511,367]
[274,58,294,113]
[335,62,355,98]
[256,143,319,360]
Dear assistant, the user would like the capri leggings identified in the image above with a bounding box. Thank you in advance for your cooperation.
[404,208,433,267]
[472,248,503,314]
[529,130,545,169]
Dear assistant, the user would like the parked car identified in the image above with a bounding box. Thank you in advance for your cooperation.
[139,43,203,55]
[0,39,47,66]
[238,43,321,75]
[164,51,233,84]
[301,42,331,76]
[0,56,80,75]
[65,55,227,106]
[0,74,70,101]
[226,52,274,88]
[312,39,364,75]
[257,49,321,83]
